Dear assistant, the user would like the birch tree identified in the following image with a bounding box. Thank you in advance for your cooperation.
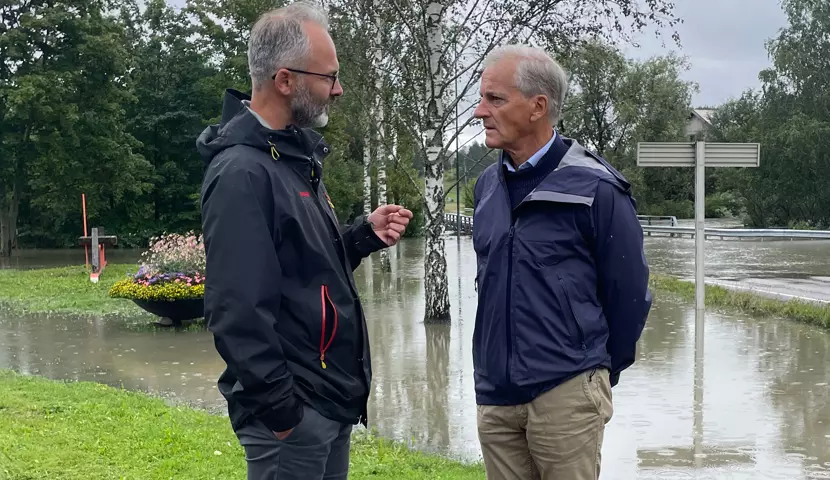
[373,0,392,271]
[332,0,679,321]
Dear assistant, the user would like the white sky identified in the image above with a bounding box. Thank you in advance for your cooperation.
[164,0,789,148]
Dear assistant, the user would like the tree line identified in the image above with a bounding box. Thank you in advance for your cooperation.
[2,0,826,320]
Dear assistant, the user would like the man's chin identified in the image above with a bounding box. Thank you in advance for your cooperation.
[311,113,329,128]
[483,130,502,149]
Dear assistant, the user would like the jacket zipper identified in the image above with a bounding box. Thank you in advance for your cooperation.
[302,145,370,413]
[320,285,339,369]
[498,169,516,383]
[557,273,586,350]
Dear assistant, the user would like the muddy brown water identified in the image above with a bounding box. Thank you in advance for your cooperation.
[2,236,830,479]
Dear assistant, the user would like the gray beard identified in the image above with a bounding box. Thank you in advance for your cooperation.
[291,84,329,128]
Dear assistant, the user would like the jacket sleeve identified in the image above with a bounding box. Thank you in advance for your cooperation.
[340,214,388,271]
[592,181,652,387]
[201,159,303,433]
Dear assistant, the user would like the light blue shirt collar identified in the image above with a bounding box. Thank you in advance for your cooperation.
[503,131,557,172]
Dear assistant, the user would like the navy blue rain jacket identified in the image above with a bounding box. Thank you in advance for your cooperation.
[472,136,652,406]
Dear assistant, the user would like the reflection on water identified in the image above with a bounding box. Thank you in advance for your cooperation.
[2,236,830,478]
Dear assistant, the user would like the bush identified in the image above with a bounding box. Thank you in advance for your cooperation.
[705,191,743,218]
[108,232,205,301]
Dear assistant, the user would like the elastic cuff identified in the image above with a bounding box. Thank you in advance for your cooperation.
[255,396,304,433]
[354,216,388,254]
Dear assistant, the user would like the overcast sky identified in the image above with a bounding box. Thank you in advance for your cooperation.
[450,0,790,145]
[168,0,789,144]
[622,0,788,107]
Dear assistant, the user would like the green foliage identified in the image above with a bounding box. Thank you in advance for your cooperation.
[0,371,485,479]
[1,0,153,252]
[462,177,477,210]
[703,0,830,228]
[557,40,698,217]
[3,0,827,253]
[705,191,743,218]
[387,161,426,237]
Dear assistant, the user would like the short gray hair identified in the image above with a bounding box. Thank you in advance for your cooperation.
[483,45,569,124]
[248,2,330,90]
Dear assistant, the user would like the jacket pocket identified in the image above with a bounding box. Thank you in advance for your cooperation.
[319,285,338,369]
[556,273,586,351]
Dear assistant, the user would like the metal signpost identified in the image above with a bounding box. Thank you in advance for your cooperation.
[636,141,760,352]
[638,140,759,465]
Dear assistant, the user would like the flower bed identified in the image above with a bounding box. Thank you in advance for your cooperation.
[109,232,205,302]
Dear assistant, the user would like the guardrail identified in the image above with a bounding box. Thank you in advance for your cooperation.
[446,212,830,241]
[642,225,830,240]
[637,215,678,227]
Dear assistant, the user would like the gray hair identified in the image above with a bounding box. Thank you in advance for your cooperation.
[483,45,569,124]
[248,2,330,90]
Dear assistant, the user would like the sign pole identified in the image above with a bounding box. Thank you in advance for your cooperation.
[636,140,760,359]
[694,141,705,355]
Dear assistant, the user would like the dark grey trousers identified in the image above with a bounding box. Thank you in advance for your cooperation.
[234,404,352,480]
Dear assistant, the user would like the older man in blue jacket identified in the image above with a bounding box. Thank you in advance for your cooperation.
[471,45,652,480]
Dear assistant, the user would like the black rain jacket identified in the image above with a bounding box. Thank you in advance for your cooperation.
[197,89,386,433]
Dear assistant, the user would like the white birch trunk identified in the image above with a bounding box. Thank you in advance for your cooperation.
[374,2,391,272]
[362,139,372,216]
[422,1,451,322]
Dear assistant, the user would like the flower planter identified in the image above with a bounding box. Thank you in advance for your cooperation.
[107,231,207,327]
[131,297,204,324]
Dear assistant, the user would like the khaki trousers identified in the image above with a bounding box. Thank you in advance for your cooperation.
[476,368,613,480]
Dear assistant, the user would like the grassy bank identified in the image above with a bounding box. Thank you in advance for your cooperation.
[0,264,146,317]
[650,274,830,329]
[3,265,829,331]
[0,371,484,480]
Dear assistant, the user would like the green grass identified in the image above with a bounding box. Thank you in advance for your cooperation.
[0,371,484,480]
[0,263,146,318]
[650,274,830,329]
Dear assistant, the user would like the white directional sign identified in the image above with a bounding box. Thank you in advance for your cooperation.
[637,142,760,167]
[637,141,761,354]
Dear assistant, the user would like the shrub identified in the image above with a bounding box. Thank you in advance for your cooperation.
[108,232,205,301]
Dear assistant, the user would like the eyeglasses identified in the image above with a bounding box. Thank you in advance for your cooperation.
[272,68,339,90]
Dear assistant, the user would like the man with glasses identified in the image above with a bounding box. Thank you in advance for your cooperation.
[197,2,413,479]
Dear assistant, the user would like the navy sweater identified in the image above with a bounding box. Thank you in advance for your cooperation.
[503,135,569,210]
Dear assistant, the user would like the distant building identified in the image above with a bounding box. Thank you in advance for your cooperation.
[686,108,715,140]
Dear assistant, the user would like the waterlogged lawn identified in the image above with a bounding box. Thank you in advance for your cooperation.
[0,264,145,317]
[0,371,485,480]
[650,274,830,329]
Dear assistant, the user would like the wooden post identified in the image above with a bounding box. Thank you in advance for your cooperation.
[90,227,100,283]
[82,194,89,269]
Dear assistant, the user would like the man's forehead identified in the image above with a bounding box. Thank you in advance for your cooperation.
[304,22,338,70]
[481,62,518,91]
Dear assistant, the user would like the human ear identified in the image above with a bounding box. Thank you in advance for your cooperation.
[529,95,549,122]
[274,69,294,96]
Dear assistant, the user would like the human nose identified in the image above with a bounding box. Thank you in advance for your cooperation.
[331,77,343,97]
[473,101,488,119]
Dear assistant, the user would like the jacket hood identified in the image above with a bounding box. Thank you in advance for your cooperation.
[558,137,633,193]
[196,89,328,167]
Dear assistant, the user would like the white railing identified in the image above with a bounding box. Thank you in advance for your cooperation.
[446,213,830,241]
[637,215,678,227]
[642,226,830,240]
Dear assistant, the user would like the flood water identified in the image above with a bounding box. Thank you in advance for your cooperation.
[2,236,830,479]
